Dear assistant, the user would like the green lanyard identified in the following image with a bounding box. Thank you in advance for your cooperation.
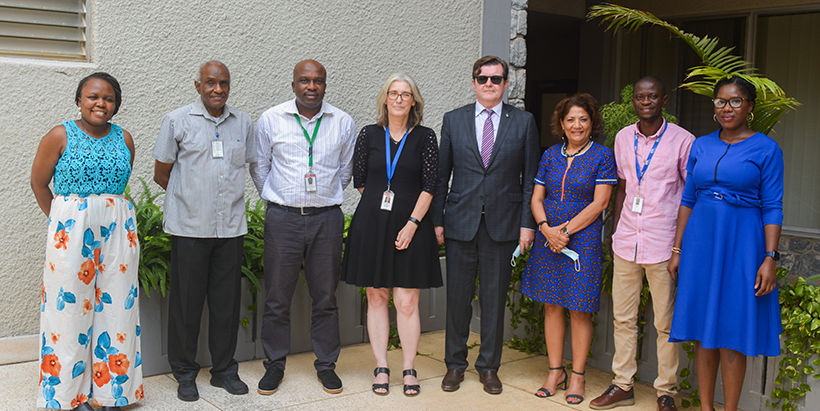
[294,114,323,167]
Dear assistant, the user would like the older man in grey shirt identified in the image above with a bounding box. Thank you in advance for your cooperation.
[152,60,255,402]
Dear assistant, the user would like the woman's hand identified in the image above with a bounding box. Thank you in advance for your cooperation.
[541,221,569,253]
[667,253,680,281]
[754,258,777,296]
[395,221,418,250]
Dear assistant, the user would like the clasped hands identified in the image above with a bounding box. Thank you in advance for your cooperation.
[541,221,570,253]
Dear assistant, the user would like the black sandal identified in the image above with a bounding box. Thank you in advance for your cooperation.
[372,367,390,395]
[565,370,585,405]
[535,366,567,398]
[403,369,420,397]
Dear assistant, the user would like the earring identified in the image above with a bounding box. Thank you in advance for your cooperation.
[77,106,82,119]
[747,112,755,122]
[713,114,718,123]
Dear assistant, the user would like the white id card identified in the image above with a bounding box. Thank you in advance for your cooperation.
[211,140,224,158]
[305,173,317,192]
[381,190,394,211]
[631,194,644,214]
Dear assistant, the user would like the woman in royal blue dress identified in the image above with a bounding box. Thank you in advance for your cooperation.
[522,94,616,405]
[667,76,783,411]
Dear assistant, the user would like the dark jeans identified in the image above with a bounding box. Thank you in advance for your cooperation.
[167,235,243,382]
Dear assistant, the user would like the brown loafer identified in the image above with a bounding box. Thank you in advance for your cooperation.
[441,369,464,392]
[658,395,677,411]
[589,385,634,409]
[479,370,502,394]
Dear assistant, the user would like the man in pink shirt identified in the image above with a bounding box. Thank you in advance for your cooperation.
[590,76,694,411]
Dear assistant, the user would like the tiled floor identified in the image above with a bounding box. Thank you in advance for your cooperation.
[5,331,692,410]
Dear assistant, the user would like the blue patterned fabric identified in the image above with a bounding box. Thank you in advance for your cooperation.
[53,121,131,196]
[522,142,617,312]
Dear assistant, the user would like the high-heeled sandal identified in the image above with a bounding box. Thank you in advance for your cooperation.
[403,369,420,397]
[372,367,390,395]
[535,366,568,398]
[566,370,585,405]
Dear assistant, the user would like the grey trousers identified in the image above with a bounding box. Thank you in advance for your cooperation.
[444,217,517,374]
[260,205,343,372]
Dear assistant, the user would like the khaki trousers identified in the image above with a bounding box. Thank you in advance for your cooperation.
[611,253,679,396]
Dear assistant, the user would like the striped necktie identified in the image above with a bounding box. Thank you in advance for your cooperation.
[481,108,494,167]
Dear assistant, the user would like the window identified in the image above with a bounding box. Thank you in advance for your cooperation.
[0,0,87,61]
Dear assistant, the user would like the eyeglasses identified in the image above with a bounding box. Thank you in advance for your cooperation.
[632,93,661,102]
[387,91,413,101]
[474,75,505,85]
[712,97,747,109]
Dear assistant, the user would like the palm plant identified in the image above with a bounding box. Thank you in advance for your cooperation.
[587,3,800,134]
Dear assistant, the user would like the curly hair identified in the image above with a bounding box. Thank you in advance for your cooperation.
[75,72,122,115]
[550,93,603,140]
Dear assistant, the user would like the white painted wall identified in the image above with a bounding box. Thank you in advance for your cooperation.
[0,0,484,338]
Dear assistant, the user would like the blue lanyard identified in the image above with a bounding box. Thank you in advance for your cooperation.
[634,121,668,187]
[385,126,409,190]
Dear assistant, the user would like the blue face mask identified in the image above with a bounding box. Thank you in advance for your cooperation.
[560,247,581,272]
[510,244,522,267]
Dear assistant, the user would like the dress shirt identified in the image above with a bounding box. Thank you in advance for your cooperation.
[474,101,502,149]
[612,120,695,264]
[152,99,256,238]
[251,99,356,207]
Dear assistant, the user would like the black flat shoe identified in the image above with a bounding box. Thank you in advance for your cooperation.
[372,367,390,395]
[403,369,420,397]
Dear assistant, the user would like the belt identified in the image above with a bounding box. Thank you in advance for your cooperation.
[696,188,761,208]
[269,202,339,216]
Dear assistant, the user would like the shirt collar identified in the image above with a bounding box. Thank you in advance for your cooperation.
[190,98,233,123]
[635,118,667,139]
[475,101,503,118]
[284,99,331,122]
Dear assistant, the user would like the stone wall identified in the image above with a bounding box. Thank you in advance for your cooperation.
[779,235,820,280]
[509,0,527,109]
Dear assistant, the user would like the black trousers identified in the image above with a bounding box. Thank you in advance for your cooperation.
[167,235,243,382]
[444,217,517,374]
[261,205,343,372]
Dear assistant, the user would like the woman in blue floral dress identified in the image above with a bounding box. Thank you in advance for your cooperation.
[522,94,616,405]
[31,73,142,411]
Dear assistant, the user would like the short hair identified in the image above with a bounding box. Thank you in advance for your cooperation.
[714,76,757,104]
[634,75,666,97]
[195,60,229,82]
[472,56,509,80]
[375,73,424,129]
[75,72,122,115]
[550,93,603,140]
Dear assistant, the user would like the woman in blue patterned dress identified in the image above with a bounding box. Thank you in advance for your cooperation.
[667,77,783,411]
[31,73,142,411]
[522,94,616,405]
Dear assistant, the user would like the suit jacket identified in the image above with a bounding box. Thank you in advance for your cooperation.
[431,102,540,242]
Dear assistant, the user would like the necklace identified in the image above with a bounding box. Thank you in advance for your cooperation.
[562,140,591,158]
[389,127,408,143]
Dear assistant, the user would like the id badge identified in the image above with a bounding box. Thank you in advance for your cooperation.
[631,194,644,214]
[211,140,224,158]
[305,173,317,192]
[381,190,394,211]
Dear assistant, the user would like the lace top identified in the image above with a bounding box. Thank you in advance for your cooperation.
[53,120,132,195]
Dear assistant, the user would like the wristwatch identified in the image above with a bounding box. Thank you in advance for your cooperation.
[764,251,781,261]
[562,226,571,236]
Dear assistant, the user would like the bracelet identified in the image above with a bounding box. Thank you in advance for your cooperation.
[408,217,420,225]
[537,220,547,229]
[671,247,682,254]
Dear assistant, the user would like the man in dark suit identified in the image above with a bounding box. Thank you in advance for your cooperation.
[431,56,539,394]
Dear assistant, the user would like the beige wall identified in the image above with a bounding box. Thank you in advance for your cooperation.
[0,0,484,338]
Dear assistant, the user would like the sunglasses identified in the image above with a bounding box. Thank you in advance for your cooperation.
[474,75,505,85]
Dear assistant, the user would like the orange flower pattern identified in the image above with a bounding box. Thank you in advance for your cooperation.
[40,194,142,407]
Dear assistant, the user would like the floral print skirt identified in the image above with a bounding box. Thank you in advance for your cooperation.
[38,194,143,409]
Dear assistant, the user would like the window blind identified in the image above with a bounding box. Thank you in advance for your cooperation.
[0,0,86,60]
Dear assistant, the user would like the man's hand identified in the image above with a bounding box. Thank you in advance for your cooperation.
[435,226,445,246]
[520,229,535,250]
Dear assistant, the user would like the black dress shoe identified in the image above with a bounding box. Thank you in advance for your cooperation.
[177,379,199,401]
[73,403,94,411]
[258,366,284,395]
[441,369,465,392]
[211,373,249,395]
[317,369,343,394]
[479,370,503,394]
[101,407,122,411]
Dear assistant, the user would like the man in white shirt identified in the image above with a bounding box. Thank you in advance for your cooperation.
[250,60,356,396]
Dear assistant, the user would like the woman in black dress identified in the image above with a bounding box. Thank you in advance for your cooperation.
[341,73,442,396]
